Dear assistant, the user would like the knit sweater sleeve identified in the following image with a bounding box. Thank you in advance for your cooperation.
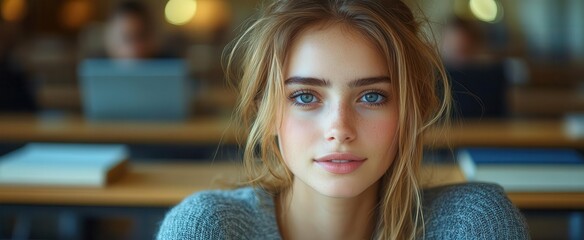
[157,188,281,240]
[157,191,228,240]
[423,182,530,240]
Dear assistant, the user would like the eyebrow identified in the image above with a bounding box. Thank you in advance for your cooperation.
[284,76,391,87]
[284,77,329,86]
[348,77,391,87]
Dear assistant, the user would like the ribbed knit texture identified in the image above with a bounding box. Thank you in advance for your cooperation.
[421,183,530,239]
[157,182,529,240]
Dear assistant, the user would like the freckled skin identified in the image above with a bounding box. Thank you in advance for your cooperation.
[279,24,399,198]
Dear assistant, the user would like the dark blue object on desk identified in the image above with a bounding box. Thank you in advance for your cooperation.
[0,58,36,112]
[463,148,584,164]
[449,62,508,118]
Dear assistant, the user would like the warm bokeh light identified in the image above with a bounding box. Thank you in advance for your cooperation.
[165,0,197,26]
[190,0,230,33]
[61,0,93,29]
[1,0,27,22]
[469,0,501,23]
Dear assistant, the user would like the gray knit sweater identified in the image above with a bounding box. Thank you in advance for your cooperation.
[157,183,529,239]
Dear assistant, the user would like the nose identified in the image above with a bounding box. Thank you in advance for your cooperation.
[324,102,357,144]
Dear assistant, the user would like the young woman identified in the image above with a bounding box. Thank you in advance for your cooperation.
[158,1,529,239]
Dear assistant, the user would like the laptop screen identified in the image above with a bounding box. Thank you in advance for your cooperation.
[79,59,191,121]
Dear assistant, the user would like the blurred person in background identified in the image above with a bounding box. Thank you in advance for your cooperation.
[442,17,508,118]
[442,17,485,66]
[103,1,160,59]
[0,22,37,112]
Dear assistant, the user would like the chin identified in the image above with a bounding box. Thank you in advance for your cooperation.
[314,179,370,198]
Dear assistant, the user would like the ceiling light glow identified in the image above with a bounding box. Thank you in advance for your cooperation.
[165,0,197,26]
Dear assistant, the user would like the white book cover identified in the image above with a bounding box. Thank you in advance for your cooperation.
[0,143,129,187]
[458,148,584,192]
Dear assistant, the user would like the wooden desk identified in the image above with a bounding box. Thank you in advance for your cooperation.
[1,114,583,148]
[0,162,240,207]
[0,162,582,210]
[425,120,584,148]
[0,114,236,145]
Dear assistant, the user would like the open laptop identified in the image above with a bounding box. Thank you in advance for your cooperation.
[79,59,191,122]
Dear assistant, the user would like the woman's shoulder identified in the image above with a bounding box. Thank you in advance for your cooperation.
[157,187,280,240]
[422,182,530,240]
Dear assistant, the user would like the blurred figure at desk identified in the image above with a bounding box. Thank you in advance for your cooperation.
[442,17,509,118]
[103,1,159,59]
[0,22,36,112]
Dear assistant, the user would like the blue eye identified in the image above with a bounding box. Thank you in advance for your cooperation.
[361,92,385,103]
[292,93,318,105]
[300,94,314,103]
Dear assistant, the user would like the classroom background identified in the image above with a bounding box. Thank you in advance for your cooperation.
[1,0,583,239]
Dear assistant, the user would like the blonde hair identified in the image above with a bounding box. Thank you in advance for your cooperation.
[223,0,451,239]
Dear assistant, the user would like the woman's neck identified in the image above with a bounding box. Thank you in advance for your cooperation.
[276,179,379,240]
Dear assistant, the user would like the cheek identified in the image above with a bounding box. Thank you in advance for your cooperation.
[366,118,397,144]
[279,111,319,161]
[360,110,399,165]
[359,107,399,143]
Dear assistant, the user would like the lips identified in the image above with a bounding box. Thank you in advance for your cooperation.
[314,153,366,174]
[314,153,366,162]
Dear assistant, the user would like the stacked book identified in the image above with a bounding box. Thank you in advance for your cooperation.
[0,143,129,187]
[458,148,584,192]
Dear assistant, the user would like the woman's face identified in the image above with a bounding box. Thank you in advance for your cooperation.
[278,23,399,198]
